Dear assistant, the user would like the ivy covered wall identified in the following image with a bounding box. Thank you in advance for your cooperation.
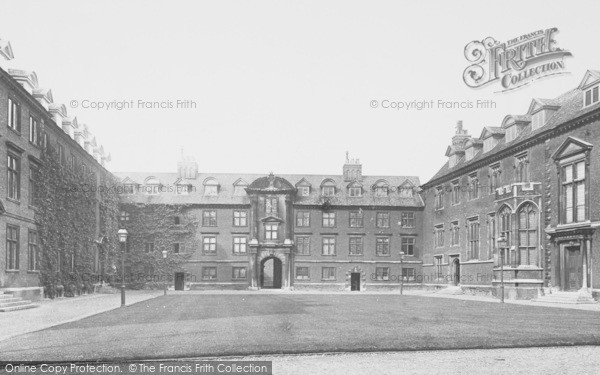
[34,147,120,298]
[118,204,197,289]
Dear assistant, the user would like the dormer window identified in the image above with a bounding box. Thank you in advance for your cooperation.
[176,183,192,195]
[298,186,310,196]
[373,180,389,197]
[233,179,248,196]
[203,178,219,196]
[584,85,599,107]
[483,137,494,153]
[347,181,362,197]
[531,111,545,131]
[320,179,336,196]
[348,186,362,197]
[399,186,414,198]
[505,125,517,142]
[144,177,161,195]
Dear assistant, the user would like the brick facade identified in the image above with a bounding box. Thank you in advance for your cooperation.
[0,66,114,301]
[422,70,600,300]
[116,158,423,291]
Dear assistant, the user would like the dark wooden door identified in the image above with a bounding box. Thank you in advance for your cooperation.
[453,259,460,286]
[272,259,282,289]
[565,246,582,291]
[175,272,185,290]
[351,273,360,291]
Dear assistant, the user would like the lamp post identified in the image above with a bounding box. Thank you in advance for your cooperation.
[399,251,405,295]
[162,250,168,296]
[117,228,128,307]
[497,235,507,303]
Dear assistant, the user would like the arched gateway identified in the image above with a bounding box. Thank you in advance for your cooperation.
[246,174,296,290]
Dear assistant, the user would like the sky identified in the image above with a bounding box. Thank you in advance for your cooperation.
[0,0,598,183]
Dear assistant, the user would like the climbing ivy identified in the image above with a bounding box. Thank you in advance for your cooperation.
[118,203,196,289]
[34,147,120,298]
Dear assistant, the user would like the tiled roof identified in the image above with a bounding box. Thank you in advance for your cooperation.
[115,172,423,208]
[426,82,600,186]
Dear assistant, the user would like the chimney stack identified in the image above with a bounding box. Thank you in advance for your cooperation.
[343,152,362,181]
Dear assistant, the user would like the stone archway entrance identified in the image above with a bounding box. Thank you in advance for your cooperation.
[260,256,282,289]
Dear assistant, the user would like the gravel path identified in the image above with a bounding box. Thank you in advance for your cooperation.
[243,346,600,375]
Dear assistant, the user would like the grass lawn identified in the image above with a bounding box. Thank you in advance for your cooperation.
[1,294,600,361]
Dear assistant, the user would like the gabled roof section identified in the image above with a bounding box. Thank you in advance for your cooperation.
[295,178,312,187]
[399,178,415,188]
[579,70,600,90]
[121,177,139,185]
[174,177,193,185]
[0,39,14,60]
[528,98,561,114]
[233,178,249,186]
[347,180,363,188]
[551,136,593,160]
[479,127,505,139]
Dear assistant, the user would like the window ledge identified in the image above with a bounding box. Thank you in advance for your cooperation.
[6,197,21,205]
[5,270,20,273]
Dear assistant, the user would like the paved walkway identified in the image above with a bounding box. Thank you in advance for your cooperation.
[0,290,161,342]
[237,346,600,375]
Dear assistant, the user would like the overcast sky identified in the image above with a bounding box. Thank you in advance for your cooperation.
[1,0,598,183]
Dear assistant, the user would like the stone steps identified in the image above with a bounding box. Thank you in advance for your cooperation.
[0,293,39,312]
[533,292,597,305]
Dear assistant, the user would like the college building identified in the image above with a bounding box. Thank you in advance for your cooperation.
[0,40,119,305]
[115,155,424,291]
[2,35,600,302]
[421,70,600,302]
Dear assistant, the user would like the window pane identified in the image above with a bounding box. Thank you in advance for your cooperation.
[564,165,573,182]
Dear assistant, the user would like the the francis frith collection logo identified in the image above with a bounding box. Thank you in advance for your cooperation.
[463,27,572,92]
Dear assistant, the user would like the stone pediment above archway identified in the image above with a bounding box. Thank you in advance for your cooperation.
[261,215,284,223]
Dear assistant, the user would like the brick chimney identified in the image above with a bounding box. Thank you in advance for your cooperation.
[343,152,362,181]
[177,149,198,179]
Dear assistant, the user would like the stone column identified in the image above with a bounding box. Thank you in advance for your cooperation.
[248,252,257,289]
[282,253,290,289]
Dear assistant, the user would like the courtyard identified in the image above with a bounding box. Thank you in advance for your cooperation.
[1,293,600,362]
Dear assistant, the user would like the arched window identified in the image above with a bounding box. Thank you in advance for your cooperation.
[320,179,336,197]
[518,203,538,266]
[498,206,513,265]
[373,180,389,197]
